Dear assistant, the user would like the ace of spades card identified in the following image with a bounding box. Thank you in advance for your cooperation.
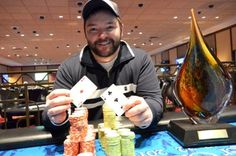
[101,84,128,116]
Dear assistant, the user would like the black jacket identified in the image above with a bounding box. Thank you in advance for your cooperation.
[42,41,163,132]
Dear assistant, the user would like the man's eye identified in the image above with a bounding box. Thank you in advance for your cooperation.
[107,26,115,31]
[88,28,97,33]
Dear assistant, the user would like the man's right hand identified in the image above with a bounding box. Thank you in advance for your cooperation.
[45,89,73,124]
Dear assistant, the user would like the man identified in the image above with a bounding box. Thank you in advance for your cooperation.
[42,0,163,132]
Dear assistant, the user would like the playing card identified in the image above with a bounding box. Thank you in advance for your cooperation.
[70,76,97,108]
[100,84,128,116]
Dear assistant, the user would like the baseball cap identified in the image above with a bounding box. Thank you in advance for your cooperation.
[82,0,120,21]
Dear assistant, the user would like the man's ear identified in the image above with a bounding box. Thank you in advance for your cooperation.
[120,23,124,37]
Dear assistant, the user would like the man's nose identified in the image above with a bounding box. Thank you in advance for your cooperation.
[98,30,108,39]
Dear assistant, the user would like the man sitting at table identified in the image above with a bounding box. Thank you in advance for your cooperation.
[42,0,163,133]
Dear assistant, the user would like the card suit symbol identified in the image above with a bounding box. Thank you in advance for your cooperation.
[114,98,118,102]
[108,91,112,95]
[124,86,127,91]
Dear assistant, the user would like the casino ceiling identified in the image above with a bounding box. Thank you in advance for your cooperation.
[0,0,236,66]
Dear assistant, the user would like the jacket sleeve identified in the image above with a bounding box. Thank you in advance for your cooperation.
[136,53,163,130]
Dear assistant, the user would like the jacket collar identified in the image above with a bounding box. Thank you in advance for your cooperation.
[79,41,135,67]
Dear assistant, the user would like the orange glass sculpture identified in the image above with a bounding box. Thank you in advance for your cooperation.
[173,9,233,124]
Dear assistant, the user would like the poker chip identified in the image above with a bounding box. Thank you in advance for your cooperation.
[97,103,136,156]
[103,103,119,129]
[63,138,79,156]
[105,130,121,156]
[64,107,95,156]
[64,104,136,156]
[77,152,93,156]
[120,131,135,156]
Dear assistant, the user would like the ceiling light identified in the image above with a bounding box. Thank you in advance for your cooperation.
[49,33,54,36]
[5,34,10,37]
[215,16,219,19]
[76,45,80,48]
[12,47,16,49]
[34,54,38,57]
[77,16,82,19]
[26,54,29,57]
[188,16,191,19]
[68,53,71,55]
[16,54,20,57]
[24,46,27,49]
[138,3,144,8]
[173,16,178,19]
[35,34,39,36]
[20,34,25,37]
[1,47,5,50]
[142,43,145,46]
[66,44,70,48]
[7,55,11,57]
[150,43,154,46]
[127,32,131,35]
[133,43,136,46]
[59,15,63,19]
[139,32,143,35]
[39,15,45,20]
[12,26,18,30]
[77,2,83,6]
[201,16,206,19]
[34,62,37,65]
[208,4,214,8]
[159,43,162,46]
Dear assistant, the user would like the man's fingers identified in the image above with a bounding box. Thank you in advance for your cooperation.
[47,104,71,117]
[125,103,147,118]
[47,96,72,108]
[46,89,71,100]
[123,99,141,112]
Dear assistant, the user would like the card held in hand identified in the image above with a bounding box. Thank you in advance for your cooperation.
[70,76,97,108]
[101,84,128,116]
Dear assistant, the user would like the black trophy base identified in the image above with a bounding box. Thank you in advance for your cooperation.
[167,119,236,148]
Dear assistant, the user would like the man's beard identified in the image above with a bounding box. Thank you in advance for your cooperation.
[88,38,120,57]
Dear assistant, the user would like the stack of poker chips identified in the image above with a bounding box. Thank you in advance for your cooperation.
[64,107,96,156]
[106,130,121,156]
[98,104,136,156]
[103,103,119,129]
[119,130,135,156]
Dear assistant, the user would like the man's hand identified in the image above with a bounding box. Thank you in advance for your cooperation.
[45,89,72,124]
[123,96,153,129]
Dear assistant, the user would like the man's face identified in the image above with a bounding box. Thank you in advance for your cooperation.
[84,10,122,58]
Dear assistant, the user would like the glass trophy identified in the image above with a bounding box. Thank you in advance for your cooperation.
[167,9,236,147]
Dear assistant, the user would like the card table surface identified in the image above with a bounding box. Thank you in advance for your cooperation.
[1,123,236,156]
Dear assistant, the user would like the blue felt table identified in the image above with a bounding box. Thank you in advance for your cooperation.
[1,123,236,156]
